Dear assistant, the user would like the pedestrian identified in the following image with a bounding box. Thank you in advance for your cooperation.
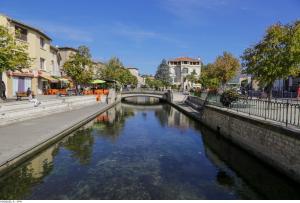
[27,88,41,107]
[1,81,6,100]
[0,81,3,99]
[297,84,300,100]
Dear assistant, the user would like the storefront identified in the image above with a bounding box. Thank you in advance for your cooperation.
[38,71,59,95]
[6,69,37,97]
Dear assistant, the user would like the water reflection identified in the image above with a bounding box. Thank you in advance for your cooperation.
[0,97,299,200]
[93,104,135,142]
[63,128,94,165]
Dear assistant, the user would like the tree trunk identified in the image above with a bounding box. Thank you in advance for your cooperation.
[74,81,78,95]
[266,84,272,102]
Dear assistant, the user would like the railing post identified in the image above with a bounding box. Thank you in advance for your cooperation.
[264,100,267,120]
[286,100,289,127]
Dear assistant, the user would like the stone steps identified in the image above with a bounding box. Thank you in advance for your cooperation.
[0,95,104,126]
[0,99,63,113]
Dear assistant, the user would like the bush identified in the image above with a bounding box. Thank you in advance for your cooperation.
[220,89,239,107]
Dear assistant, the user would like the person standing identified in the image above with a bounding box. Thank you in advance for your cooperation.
[297,84,300,100]
[1,81,6,100]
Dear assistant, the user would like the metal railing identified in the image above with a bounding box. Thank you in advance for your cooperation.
[121,88,167,94]
[229,98,300,127]
[188,94,300,128]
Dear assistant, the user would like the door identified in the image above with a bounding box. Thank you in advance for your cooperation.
[18,77,25,92]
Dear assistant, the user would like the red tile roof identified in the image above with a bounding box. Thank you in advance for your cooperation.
[169,57,200,62]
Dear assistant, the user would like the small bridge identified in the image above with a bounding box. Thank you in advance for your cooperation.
[121,90,171,101]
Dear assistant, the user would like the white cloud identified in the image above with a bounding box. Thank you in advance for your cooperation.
[23,19,94,43]
[162,0,234,22]
[110,23,188,48]
[113,23,159,41]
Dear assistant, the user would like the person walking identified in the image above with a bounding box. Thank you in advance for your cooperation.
[1,81,6,100]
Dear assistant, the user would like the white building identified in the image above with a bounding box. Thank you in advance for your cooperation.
[167,57,202,88]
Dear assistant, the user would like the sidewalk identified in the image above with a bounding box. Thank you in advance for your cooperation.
[0,101,115,174]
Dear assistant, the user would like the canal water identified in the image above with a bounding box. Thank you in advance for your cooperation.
[0,97,300,200]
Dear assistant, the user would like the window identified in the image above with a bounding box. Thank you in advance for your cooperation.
[51,60,55,73]
[15,26,27,41]
[40,37,45,49]
[182,68,188,74]
[183,61,188,64]
[40,58,46,70]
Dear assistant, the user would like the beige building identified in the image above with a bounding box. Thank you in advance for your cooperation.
[127,67,145,87]
[168,57,202,88]
[57,47,78,77]
[0,14,62,97]
[92,61,106,78]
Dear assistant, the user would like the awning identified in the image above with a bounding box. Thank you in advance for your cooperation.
[59,78,70,83]
[7,69,35,77]
[193,83,202,88]
[39,73,59,83]
[91,79,106,84]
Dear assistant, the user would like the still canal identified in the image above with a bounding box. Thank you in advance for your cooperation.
[0,97,300,200]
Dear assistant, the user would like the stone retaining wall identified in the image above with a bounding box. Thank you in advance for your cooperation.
[185,96,300,182]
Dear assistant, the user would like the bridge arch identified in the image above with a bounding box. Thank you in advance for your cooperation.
[120,90,173,102]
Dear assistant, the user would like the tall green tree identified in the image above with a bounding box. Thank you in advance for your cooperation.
[213,52,241,88]
[155,59,172,86]
[63,45,94,91]
[100,57,137,86]
[0,25,32,74]
[199,64,220,90]
[241,21,300,100]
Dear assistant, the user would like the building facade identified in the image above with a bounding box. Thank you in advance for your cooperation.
[167,57,202,88]
[57,47,78,77]
[0,14,63,97]
[127,67,145,87]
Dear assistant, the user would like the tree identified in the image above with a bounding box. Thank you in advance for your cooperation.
[99,57,138,86]
[185,70,198,84]
[145,77,163,90]
[241,21,300,100]
[118,68,138,86]
[0,25,32,74]
[63,45,94,91]
[213,52,241,88]
[155,59,172,86]
[199,63,220,90]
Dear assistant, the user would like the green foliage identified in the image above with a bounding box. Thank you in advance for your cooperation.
[0,25,32,72]
[220,89,239,107]
[63,45,94,86]
[100,57,138,86]
[155,59,172,86]
[199,64,220,89]
[213,52,241,86]
[199,52,240,90]
[185,70,198,83]
[145,77,164,89]
[241,20,300,99]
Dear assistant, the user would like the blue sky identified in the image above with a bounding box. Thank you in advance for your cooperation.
[0,0,299,75]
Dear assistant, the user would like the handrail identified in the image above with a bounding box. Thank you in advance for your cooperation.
[187,95,300,128]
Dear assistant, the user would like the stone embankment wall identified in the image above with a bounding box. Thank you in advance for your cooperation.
[185,96,300,182]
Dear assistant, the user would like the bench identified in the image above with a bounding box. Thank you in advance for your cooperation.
[16,92,35,101]
[16,92,28,101]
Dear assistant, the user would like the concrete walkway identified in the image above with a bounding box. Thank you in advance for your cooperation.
[0,102,114,174]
